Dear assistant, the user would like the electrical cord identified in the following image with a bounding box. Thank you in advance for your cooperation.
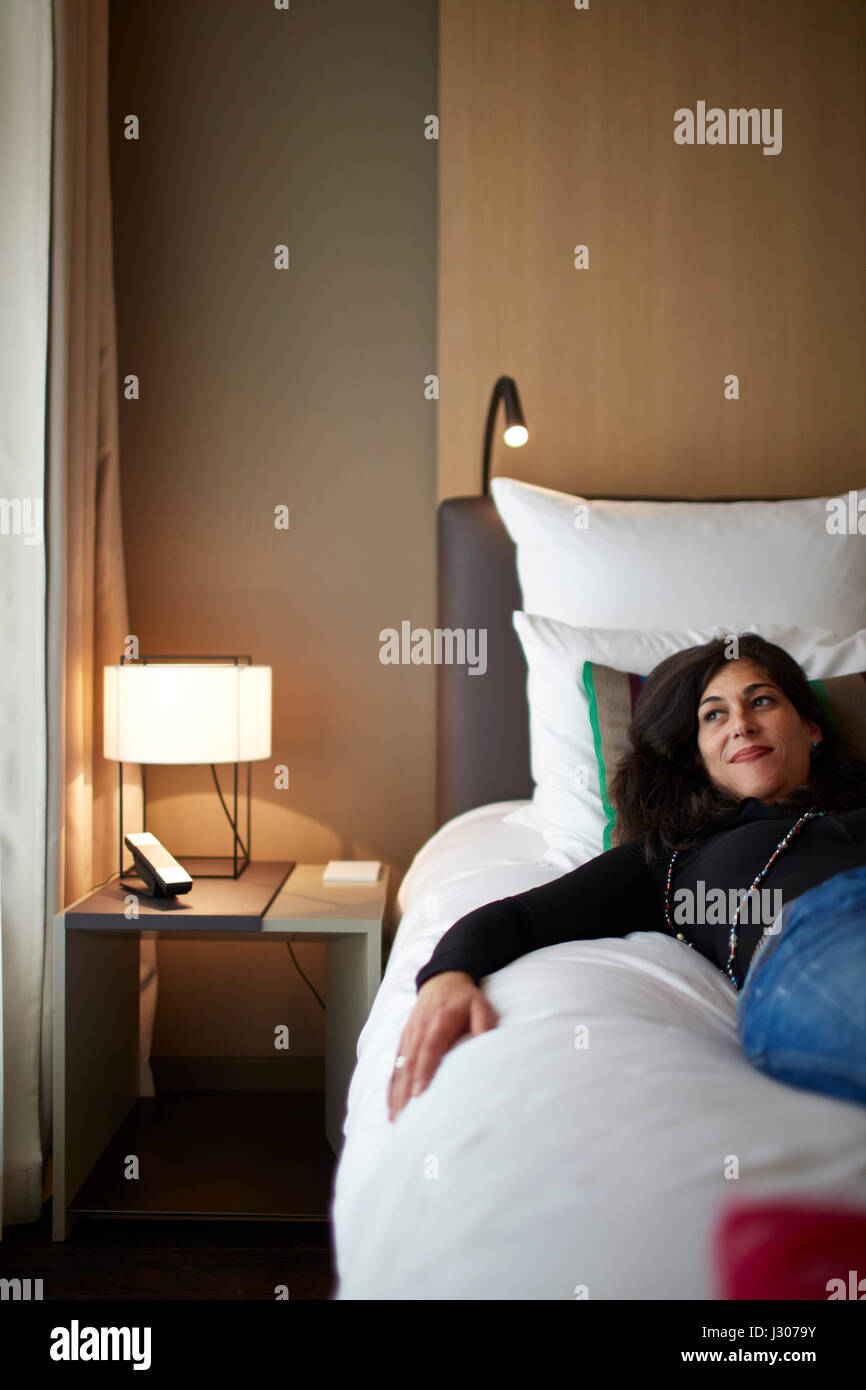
[286,940,326,1010]
[90,869,124,892]
[96,869,165,894]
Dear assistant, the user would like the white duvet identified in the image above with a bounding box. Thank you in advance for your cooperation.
[331,802,866,1299]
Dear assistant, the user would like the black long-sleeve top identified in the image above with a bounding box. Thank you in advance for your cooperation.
[415,797,866,993]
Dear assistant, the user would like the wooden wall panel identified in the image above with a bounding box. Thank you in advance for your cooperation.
[439,0,866,500]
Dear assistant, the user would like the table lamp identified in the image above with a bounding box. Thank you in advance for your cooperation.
[103,654,272,879]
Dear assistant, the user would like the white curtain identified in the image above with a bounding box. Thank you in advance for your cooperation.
[0,0,154,1232]
[0,0,53,1233]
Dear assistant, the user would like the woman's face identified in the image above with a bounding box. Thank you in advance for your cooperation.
[695,658,822,803]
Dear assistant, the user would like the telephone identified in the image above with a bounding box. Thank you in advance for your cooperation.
[123,832,194,897]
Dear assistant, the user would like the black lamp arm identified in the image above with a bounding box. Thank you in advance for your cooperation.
[482,375,526,495]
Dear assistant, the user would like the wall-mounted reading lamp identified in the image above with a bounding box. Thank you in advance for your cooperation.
[482,375,529,495]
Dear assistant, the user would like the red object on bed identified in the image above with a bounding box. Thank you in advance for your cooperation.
[714,1199,866,1300]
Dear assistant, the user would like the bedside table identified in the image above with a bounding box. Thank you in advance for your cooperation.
[52,862,388,1240]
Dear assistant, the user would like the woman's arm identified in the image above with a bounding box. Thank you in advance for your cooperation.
[389,838,662,1121]
[415,837,661,991]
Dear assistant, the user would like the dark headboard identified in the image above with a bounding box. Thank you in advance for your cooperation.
[435,489,814,828]
[436,496,532,825]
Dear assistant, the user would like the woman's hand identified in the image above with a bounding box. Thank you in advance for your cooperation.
[387,971,499,1122]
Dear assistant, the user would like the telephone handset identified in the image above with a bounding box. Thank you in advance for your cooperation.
[123,832,194,897]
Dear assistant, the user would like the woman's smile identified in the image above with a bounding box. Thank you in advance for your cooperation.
[729,744,772,764]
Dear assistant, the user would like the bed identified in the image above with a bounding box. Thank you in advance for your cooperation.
[331,486,866,1300]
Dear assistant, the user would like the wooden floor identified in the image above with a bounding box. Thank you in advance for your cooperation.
[1,1090,338,1300]
[68,1092,336,1222]
[0,1203,336,1300]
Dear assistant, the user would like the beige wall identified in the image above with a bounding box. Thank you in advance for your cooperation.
[439,0,866,500]
[108,0,438,1074]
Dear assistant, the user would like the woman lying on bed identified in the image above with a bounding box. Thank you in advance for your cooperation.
[389,633,866,1119]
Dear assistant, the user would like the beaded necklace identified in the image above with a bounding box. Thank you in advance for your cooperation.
[664,808,828,989]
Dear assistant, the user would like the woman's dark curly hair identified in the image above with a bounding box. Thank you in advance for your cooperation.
[608,632,866,866]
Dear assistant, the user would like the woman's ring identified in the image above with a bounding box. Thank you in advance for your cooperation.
[393,1055,407,1070]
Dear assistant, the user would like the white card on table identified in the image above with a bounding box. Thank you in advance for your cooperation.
[323,860,382,883]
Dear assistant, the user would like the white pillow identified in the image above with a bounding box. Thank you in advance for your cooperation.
[491,476,866,638]
[513,615,866,871]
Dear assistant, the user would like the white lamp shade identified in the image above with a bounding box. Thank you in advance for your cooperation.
[104,664,271,764]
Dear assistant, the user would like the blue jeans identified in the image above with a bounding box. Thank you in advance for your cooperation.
[737,865,866,1106]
